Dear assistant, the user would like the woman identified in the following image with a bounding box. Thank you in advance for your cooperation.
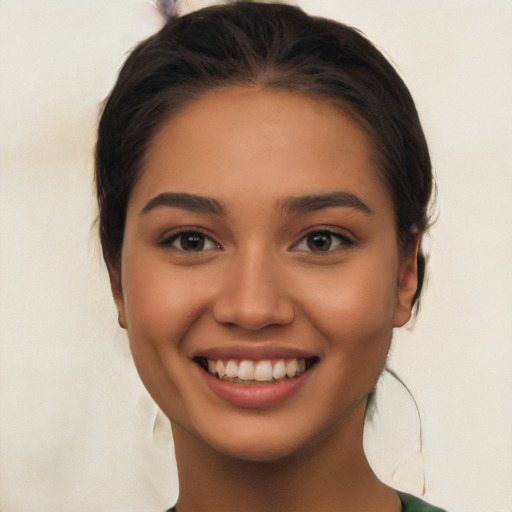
[95,2,445,510]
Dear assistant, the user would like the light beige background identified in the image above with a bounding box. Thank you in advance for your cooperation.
[1,1,511,511]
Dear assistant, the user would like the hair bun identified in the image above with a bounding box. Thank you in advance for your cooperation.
[151,0,180,19]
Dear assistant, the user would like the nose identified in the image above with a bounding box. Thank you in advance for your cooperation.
[212,249,295,331]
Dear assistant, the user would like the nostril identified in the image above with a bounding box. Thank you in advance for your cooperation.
[212,266,295,330]
[213,301,295,331]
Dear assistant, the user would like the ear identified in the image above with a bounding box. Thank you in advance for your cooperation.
[107,260,127,329]
[392,235,421,328]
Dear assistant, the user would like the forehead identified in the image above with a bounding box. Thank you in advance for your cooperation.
[131,87,391,215]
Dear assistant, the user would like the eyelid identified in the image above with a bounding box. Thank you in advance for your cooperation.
[157,227,221,251]
[291,228,354,253]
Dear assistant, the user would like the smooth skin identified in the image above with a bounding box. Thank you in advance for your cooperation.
[111,87,419,512]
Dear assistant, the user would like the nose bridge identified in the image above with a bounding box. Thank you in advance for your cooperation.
[213,244,295,330]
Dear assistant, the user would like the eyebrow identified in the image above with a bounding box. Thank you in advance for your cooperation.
[141,192,227,216]
[278,191,374,216]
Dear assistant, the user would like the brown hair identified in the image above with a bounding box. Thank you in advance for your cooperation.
[96,1,432,304]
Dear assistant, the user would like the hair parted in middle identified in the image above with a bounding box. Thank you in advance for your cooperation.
[96,1,432,305]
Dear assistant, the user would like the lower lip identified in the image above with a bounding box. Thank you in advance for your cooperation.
[197,366,311,409]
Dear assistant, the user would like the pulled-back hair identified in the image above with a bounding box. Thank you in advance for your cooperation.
[96,1,432,304]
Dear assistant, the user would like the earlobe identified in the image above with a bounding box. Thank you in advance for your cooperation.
[107,262,127,330]
[392,235,421,328]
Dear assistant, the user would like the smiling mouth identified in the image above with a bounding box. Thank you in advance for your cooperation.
[194,357,318,385]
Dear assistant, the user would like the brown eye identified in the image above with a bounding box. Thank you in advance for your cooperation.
[159,230,220,252]
[294,230,352,253]
[179,232,206,251]
[307,232,332,251]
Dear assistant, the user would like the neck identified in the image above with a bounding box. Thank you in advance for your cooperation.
[171,402,401,512]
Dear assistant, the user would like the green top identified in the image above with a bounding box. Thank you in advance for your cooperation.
[398,491,447,511]
[166,491,447,511]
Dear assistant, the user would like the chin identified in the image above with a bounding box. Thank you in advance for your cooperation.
[210,434,306,463]
[188,412,330,464]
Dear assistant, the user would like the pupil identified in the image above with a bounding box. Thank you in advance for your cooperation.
[181,233,205,251]
[307,233,331,251]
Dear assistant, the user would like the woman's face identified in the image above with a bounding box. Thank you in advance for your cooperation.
[114,87,418,462]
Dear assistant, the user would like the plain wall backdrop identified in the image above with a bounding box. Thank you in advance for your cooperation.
[1,1,511,511]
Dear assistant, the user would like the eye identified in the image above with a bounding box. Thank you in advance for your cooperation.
[160,230,220,252]
[294,230,352,253]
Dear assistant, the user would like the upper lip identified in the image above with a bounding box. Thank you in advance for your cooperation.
[190,344,318,361]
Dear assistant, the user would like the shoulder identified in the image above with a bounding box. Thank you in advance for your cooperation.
[399,491,448,512]
[166,494,447,512]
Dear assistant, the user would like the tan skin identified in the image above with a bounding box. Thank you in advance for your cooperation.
[111,87,419,512]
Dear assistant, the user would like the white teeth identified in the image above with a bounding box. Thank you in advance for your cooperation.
[285,358,298,378]
[255,360,273,382]
[272,359,286,380]
[216,360,226,379]
[226,359,238,378]
[238,360,255,381]
[204,357,311,382]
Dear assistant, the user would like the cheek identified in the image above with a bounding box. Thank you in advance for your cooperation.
[299,252,398,353]
[119,250,207,418]
[121,249,207,345]
[299,256,398,418]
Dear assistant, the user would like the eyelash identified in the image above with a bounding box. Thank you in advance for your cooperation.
[292,230,353,254]
[158,228,353,254]
[158,230,221,252]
